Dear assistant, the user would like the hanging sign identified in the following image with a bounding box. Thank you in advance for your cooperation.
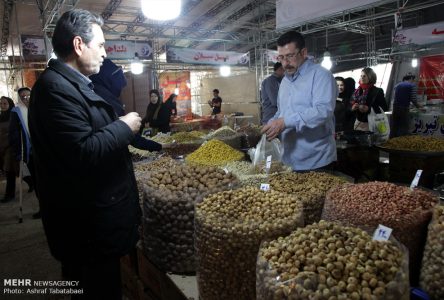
[265,49,279,63]
[20,35,46,58]
[418,55,444,101]
[105,41,153,60]
[393,21,444,46]
[166,47,249,66]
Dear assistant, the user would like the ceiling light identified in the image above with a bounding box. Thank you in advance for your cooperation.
[321,51,332,70]
[220,65,231,77]
[141,0,181,21]
[411,53,418,68]
[131,53,143,75]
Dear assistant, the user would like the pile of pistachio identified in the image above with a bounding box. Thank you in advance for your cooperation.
[257,221,409,300]
[195,186,304,300]
[420,205,444,299]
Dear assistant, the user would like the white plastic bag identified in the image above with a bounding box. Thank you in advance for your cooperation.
[368,106,390,143]
[252,134,283,173]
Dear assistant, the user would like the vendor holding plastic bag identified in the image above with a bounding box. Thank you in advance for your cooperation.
[261,31,337,171]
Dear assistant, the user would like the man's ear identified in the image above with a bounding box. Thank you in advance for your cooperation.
[72,36,84,57]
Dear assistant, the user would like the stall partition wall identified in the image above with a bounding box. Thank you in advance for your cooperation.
[121,70,153,117]
[199,72,259,124]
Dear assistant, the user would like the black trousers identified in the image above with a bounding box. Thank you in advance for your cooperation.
[62,256,122,300]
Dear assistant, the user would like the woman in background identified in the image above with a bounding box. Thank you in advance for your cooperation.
[351,68,387,131]
[141,89,172,135]
[164,93,177,117]
[0,96,17,202]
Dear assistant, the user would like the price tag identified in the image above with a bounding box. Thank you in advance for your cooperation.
[265,155,272,171]
[410,169,423,190]
[223,167,229,174]
[372,224,393,241]
[260,183,270,191]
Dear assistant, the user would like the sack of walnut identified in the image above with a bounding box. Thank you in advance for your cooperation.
[142,163,238,273]
[195,187,304,300]
[322,181,437,284]
[420,205,444,299]
[269,172,347,225]
[257,221,410,300]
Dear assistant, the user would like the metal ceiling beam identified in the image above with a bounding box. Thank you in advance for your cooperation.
[101,0,122,20]
[1,0,13,58]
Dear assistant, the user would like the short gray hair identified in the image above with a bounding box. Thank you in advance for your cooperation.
[52,9,103,59]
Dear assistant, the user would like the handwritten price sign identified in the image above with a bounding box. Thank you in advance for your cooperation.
[372,224,393,241]
[260,183,270,191]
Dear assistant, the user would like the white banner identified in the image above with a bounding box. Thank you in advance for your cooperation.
[277,0,381,29]
[21,35,46,58]
[393,21,444,46]
[166,47,249,66]
[105,41,153,59]
[265,49,278,63]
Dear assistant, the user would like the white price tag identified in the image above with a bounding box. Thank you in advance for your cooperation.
[223,167,229,174]
[265,155,272,170]
[372,224,393,241]
[410,169,423,190]
[260,183,270,191]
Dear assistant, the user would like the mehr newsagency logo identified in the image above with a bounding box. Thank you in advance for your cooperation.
[3,279,83,296]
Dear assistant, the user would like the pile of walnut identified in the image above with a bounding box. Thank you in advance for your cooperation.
[257,221,409,300]
[269,172,347,224]
[195,186,304,300]
[420,205,444,299]
[142,163,238,273]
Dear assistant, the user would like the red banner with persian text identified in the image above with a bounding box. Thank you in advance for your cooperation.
[418,55,444,101]
[159,71,192,118]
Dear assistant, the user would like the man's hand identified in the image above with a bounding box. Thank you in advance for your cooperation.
[120,112,142,133]
[261,118,285,140]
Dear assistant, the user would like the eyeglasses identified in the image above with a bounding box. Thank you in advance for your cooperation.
[20,95,30,99]
[276,50,302,62]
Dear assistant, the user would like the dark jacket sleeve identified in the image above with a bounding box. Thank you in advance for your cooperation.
[371,87,388,113]
[36,82,134,170]
[131,134,162,151]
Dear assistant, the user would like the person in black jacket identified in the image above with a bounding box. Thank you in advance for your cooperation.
[141,89,172,135]
[351,67,388,131]
[0,96,17,202]
[28,9,142,300]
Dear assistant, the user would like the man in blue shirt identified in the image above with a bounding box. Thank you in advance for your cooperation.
[392,74,422,137]
[262,31,337,171]
[260,62,284,124]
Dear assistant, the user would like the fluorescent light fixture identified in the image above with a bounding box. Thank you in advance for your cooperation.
[131,53,143,75]
[321,51,332,70]
[411,54,418,68]
[220,65,231,77]
[141,0,181,21]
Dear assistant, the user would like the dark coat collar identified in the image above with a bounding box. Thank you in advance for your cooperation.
[47,59,105,103]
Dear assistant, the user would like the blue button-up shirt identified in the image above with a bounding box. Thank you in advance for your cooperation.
[272,59,337,171]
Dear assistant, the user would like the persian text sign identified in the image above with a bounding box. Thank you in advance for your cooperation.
[105,41,153,59]
[393,21,444,46]
[21,35,46,58]
[166,47,249,66]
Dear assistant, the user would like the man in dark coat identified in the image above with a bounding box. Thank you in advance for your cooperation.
[28,9,142,299]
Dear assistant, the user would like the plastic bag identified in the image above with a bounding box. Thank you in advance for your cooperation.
[252,134,283,173]
[368,106,390,143]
